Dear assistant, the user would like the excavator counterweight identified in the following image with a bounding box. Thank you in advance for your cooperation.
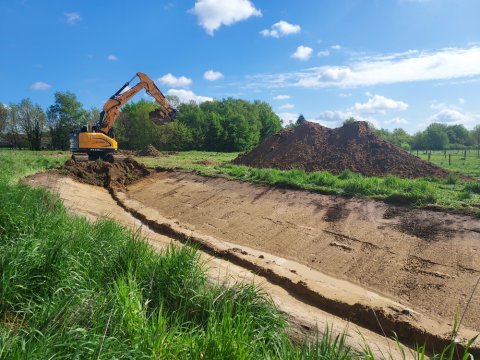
[70,72,176,162]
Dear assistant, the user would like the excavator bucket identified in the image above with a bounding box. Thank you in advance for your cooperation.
[149,109,175,126]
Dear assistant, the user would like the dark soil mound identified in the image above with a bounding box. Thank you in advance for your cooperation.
[137,144,161,157]
[62,157,151,189]
[233,121,450,179]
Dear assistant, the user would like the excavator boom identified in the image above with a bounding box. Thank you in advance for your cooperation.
[98,72,176,136]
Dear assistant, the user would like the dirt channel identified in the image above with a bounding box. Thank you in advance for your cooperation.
[126,173,480,332]
[26,166,480,356]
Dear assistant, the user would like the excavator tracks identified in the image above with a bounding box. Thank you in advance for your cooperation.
[71,153,89,162]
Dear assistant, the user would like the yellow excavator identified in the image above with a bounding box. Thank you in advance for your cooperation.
[70,72,177,162]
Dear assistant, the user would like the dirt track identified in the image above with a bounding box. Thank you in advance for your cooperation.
[126,172,480,329]
[26,170,480,355]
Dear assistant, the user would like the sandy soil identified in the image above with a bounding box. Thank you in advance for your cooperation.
[25,171,480,356]
[126,172,480,333]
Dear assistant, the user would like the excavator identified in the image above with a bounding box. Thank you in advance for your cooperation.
[70,72,177,162]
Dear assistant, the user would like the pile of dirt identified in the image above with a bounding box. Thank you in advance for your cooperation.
[62,157,151,189]
[233,121,451,179]
[137,144,161,157]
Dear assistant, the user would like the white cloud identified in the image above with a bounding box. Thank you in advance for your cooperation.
[64,12,81,24]
[384,117,408,125]
[273,94,290,100]
[107,55,118,61]
[167,89,212,104]
[339,93,351,97]
[189,0,261,35]
[331,44,341,50]
[428,108,480,127]
[158,73,192,88]
[353,94,408,114]
[458,98,466,104]
[30,82,51,90]
[317,50,330,57]
[292,46,313,61]
[279,103,294,110]
[260,20,300,38]
[277,112,298,125]
[245,46,480,89]
[204,70,224,81]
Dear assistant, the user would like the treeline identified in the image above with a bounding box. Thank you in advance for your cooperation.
[0,93,282,152]
[0,92,99,150]
[376,123,480,151]
[115,98,282,152]
[2,91,479,152]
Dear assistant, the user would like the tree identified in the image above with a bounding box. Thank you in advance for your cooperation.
[17,99,47,150]
[446,124,471,146]
[0,102,7,135]
[296,114,306,125]
[391,128,413,147]
[165,95,181,109]
[86,107,101,124]
[424,123,449,150]
[114,99,159,149]
[473,125,480,147]
[47,92,87,150]
[4,103,23,148]
[343,117,356,125]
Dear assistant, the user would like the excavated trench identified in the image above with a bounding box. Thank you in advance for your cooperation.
[29,159,480,357]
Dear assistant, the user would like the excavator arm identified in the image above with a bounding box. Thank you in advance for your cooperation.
[97,72,177,136]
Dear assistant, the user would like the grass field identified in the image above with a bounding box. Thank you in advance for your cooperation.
[416,150,480,178]
[138,151,480,216]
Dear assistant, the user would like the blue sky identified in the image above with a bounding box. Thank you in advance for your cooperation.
[1,0,479,133]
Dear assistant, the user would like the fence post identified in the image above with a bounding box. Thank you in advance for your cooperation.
[464,150,467,159]
[444,150,447,159]
[428,152,431,162]
[449,154,451,165]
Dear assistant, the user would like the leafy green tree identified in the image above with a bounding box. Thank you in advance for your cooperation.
[17,99,47,150]
[86,107,101,124]
[473,125,480,147]
[154,122,194,151]
[0,102,7,135]
[116,97,281,151]
[47,92,88,150]
[446,124,472,147]
[296,114,306,125]
[114,99,159,150]
[424,123,449,150]
[4,103,24,148]
[343,117,356,125]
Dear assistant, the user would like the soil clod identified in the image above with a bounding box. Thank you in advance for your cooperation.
[62,157,150,189]
[137,144,162,157]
